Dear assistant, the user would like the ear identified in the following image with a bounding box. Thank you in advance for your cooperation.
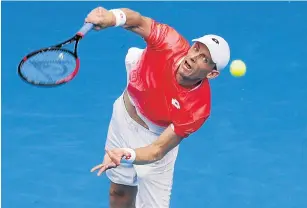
[207,70,220,79]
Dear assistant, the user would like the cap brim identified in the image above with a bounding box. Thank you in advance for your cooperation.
[192,38,218,65]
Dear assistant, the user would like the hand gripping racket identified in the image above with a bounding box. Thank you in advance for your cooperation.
[18,23,94,86]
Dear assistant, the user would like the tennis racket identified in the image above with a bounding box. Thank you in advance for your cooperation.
[18,23,94,86]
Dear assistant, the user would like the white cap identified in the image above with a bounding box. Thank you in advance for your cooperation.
[192,34,230,71]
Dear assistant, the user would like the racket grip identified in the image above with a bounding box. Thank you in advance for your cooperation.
[77,23,94,37]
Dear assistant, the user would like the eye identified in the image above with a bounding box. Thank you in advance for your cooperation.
[199,54,208,63]
[203,57,209,63]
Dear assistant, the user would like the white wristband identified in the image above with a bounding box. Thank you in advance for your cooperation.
[120,148,136,164]
[110,9,127,27]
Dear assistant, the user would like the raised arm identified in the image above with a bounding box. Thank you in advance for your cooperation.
[85,7,153,39]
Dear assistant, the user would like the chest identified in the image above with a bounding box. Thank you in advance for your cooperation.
[128,64,193,124]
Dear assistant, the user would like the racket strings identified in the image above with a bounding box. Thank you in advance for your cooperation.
[20,49,77,84]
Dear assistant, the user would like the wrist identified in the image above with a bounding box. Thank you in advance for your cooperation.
[108,11,117,27]
[120,148,136,164]
[109,9,127,27]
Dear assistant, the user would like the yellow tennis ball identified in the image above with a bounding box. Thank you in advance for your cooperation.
[230,60,246,77]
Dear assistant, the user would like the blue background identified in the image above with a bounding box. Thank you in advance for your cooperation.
[2,1,307,208]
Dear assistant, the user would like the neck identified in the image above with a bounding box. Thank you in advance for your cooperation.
[175,70,203,89]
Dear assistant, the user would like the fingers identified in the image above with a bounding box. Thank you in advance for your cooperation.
[84,10,99,25]
[85,6,107,24]
[90,164,103,173]
[91,148,131,176]
[90,162,117,176]
[96,165,107,176]
[94,26,102,31]
[96,162,116,176]
[97,7,106,14]
[106,149,121,166]
[106,149,132,165]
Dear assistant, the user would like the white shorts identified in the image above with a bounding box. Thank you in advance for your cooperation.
[105,94,179,208]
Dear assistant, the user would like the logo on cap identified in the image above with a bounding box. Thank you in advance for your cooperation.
[212,38,219,45]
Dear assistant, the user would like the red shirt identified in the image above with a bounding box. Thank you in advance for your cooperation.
[127,20,211,138]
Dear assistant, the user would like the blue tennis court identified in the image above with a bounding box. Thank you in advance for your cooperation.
[2,1,307,208]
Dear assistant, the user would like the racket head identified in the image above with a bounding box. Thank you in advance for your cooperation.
[18,47,80,87]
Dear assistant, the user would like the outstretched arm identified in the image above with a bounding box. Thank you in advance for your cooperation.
[131,125,183,165]
[91,126,183,176]
[85,7,153,39]
[91,114,208,176]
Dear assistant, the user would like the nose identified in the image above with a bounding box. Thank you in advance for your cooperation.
[189,55,196,63]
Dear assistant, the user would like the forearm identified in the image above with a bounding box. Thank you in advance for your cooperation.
[133,145,162,165]
[131,126,183,165]
[108,8,152,38]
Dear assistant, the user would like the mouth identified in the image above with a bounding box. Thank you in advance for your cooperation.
[182,60,192,73]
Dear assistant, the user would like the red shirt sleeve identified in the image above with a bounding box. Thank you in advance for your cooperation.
[144,20,186,50]
[170,83,212,138]
[172,114,209,138]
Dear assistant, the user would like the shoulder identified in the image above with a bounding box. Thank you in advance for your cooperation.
[145,20,189,50]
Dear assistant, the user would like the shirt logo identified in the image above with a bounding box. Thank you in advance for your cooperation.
[171,98,180,109]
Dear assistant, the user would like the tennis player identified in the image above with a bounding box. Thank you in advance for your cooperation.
[86,6,230,208]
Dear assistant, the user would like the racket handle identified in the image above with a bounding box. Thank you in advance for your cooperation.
[77,23,94,37]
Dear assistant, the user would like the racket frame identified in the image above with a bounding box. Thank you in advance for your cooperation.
[18,23,93,87]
